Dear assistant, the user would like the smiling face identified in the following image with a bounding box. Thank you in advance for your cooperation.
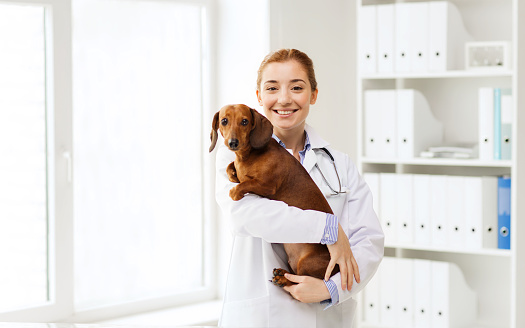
[256,60,318,137]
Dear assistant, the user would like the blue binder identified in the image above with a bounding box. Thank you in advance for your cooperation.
[497,176,511,249]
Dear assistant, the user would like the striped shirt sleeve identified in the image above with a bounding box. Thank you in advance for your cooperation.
[320,213,338,244]
[321,278,339,309]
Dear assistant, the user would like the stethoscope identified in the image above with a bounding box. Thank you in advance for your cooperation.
[313,147,349,196]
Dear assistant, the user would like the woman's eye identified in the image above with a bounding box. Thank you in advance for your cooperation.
[292,86,303,91]
[221,118,228,126]
[241,119,249,126]
[266,87,277,91]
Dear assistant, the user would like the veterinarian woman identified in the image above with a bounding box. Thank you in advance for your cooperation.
[215,48,384,327]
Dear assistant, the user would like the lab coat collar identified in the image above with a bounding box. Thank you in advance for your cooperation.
[305,124,330,149]
[303,124,330,173]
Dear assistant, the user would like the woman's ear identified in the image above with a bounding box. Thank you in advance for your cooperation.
[249,107,273,149]
[256,89,263,106]
[310,88,318,105]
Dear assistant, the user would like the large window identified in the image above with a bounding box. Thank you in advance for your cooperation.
[73,0,211,311]
[0,0,213,322]
[0,2,49,313]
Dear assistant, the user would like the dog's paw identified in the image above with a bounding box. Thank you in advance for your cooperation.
[271,268,292,287]
[273,268,288,277]
[229,187,244,201]
[227,170,239,183]
[226,162,240,183]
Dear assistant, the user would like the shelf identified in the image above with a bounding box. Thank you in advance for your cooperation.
[361,69,514,80]
[356,0,520,326]
[360,157,512,168]
[385,243,511,257]
[361,322,501,328]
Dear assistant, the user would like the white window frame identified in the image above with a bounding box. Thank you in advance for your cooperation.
[0,0,73,321]
[0,0,216,322]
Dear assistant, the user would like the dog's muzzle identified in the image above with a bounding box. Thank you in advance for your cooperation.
[228,138,239,150]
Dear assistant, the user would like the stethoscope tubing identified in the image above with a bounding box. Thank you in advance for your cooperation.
[313,147,347,196]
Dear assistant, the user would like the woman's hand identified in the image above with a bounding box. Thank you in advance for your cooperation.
[325,224,360,291]
[283,273,331,303]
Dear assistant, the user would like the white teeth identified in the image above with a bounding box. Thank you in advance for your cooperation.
[277,110,294,115]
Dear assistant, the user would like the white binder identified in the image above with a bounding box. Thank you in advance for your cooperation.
[478,87,495,161]
[428,1,473,71]
[394,3,411,72]
[413,174,432,246]
[446,176,465,249]
[363,172,380,218]
[396,258,414,327]
[364,90,383,158]
[501,89,513,160]
[431,261,477,328]
[359,5,377,74]
[379,258,478,328]
[379,90,397,158]
[464,176,498,249]
[363,262,381,325]
[410,2,429,72]
[376,4,395,73]
[379,173,397,245]
[379,257,398,325]
[430,175,448,247]
[396,89,443,159]
[396,174,414,244]
[413,259,432,328]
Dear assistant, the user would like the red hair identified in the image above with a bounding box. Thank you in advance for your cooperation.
[256,49,317,92]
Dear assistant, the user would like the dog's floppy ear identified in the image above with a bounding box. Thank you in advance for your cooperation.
[249,108,273,149]
[209,111,220,152]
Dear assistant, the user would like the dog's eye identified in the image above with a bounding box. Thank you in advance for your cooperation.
[241,119,249,126]
[221,118,228,126]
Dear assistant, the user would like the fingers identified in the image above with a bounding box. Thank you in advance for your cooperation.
[342,257,360,292]
[347,259,354,291]
[352,256,361,283]
[340,261,348,291]
[284,273,302,283]
[283,274,301,297]
[325,259,336,282]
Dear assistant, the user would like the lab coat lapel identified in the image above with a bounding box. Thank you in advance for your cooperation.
[304,124,330,173]
[303,150,318,174]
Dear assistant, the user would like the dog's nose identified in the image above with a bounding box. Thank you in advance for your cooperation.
[228,139,239,149]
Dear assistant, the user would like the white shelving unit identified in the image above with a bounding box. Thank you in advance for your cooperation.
[356,0,524,327]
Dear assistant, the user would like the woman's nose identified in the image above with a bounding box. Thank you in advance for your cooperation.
[278,89,292,105]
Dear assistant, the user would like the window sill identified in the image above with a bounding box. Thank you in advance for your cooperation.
[97,300,222,326]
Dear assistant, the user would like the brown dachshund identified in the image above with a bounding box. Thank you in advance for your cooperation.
[209,104,339,287]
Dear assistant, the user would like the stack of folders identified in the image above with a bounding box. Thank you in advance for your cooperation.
[363,173,511,250]
[359,1,473,74]
[364,89,443,159]
[478,87,513,160]
[363,257,477,328]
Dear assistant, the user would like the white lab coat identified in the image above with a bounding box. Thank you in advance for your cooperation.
[215,124,384,328]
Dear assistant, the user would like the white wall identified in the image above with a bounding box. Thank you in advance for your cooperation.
[215,0,270,110]
[269,0,357,158]
[214,0,271,299]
